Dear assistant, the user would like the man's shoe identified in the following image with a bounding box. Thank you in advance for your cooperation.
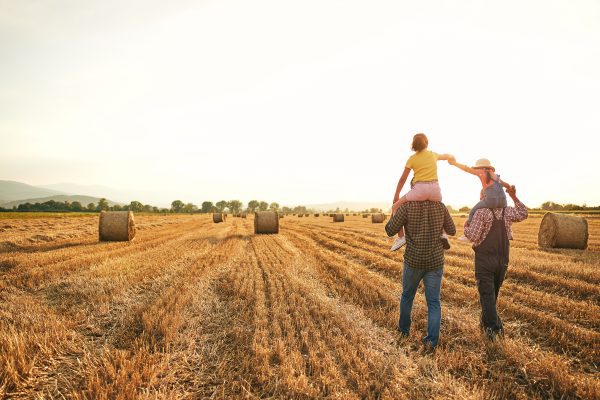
[484,328,503,342]
[390,236,406,251]
[441,233,451,250]
[421,341,437,354]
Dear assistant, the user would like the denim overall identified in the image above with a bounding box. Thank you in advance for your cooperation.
[468,174,507,222]
[474,208,509,337]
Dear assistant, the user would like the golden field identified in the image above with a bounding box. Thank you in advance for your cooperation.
[0,213,598,399]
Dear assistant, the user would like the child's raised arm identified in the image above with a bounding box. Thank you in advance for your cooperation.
[436,153,454,161]
[393,167,411,203]
[449,159,480,176]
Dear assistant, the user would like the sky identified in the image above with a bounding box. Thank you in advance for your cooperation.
[1,0,599,208]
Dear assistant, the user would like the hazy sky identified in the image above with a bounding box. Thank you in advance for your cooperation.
[1,0,599,208]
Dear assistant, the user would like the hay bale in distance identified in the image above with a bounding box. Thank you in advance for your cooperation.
[255,211,279,234]
[538,212,588,249]
[314,213,320,217]
[99,211,135,241]
[333,213,344,222]
[362,214,369,218]
[241,213,247,218]
[213,213,226,223]
[371,213,385,223]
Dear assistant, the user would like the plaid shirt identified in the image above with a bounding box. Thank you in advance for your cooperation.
[464,200,528,247]
[385,201,456,270]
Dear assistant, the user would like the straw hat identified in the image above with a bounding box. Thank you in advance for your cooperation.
[472,158,495,170]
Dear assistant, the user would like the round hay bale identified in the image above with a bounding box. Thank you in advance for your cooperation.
[298,214,303,218]
[255,211,279,234]
[241,213,247,219]
[314,213,320,217]
[538,213,588,249]
[362,214,369,218]
[99,211,135,241]
[333,213,344,222]
[213,213,225,223]
[279,214,284,219]
[371,213,385,223]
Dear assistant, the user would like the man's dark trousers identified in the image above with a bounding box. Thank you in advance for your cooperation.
[474,209,509,334]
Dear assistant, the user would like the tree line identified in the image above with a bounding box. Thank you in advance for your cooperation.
[3,199,596,213]
[537,201,600,211]
[0,199,305,214]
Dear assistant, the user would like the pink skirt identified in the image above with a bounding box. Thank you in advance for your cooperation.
[405,181,442,202]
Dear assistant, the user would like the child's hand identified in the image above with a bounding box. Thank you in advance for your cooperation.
[447,155,456,165]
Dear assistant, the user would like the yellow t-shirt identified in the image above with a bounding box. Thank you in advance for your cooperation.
[405,150,439,184]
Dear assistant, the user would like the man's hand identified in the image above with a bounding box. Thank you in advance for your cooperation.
[506,185,517,199]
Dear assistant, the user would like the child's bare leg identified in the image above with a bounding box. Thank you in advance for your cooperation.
[392,197,408,238]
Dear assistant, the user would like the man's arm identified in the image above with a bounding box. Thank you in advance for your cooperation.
[463,210,489,242]
[504,186,528,222]
[385,204,407,237]
[443,206,457,236]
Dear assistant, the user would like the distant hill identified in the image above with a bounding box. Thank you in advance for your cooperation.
[38,182,129,203]
[0,195,122,209]
[305,201,390,212]
[0,180,66,203]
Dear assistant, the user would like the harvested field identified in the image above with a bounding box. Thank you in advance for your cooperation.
[0,213,599,399]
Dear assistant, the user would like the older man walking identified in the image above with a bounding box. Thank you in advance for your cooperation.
[385,201,456,350]
[464,185,528,340]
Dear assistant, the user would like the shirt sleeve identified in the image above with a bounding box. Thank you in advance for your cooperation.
[464,209,488,242]
[385,204,407,237]
[443,207,457,236]
[504,199,528,222]
[431,151,440,160]
[405,155,414,169]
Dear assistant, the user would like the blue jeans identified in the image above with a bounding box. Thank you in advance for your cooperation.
[399,263,443,347]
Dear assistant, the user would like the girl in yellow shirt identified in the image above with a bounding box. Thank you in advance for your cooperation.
[391,133,454,251]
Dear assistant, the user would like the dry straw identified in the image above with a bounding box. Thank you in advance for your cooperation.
[371,213,385,223]
[255,211,279,234]
[538,212,588,249]
[333,213,344,222]
[213,213,226,223]
[99,211,135,241]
